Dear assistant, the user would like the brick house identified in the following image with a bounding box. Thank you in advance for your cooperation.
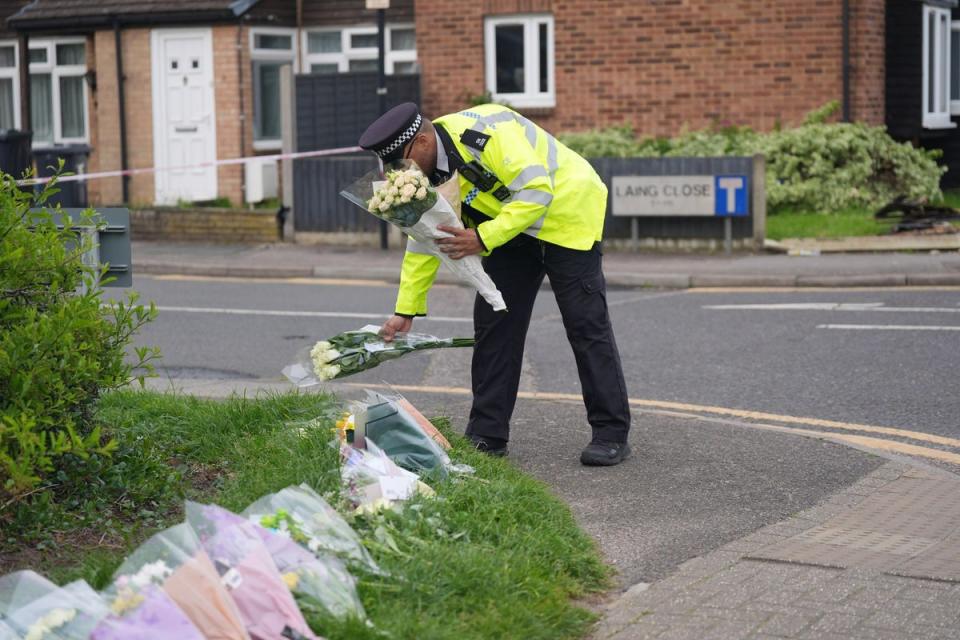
[4,0,415,207]
[5,0,960,208]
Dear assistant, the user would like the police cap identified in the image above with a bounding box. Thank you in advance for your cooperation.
[358,102,423,162]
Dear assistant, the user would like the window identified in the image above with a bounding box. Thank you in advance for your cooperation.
[29,38,88,144]
[303,25,417,75]
[484,14,554,108]
[250,28,297,149]
[923,5,954,129]
[0,42,19,130]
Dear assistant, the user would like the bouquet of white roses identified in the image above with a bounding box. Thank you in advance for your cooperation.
[365,167,437,227]
[341,160,507,312]
[283,324,474,384]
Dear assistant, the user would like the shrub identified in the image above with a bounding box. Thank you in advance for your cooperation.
[0,172,159,500]
[558,103,947,214]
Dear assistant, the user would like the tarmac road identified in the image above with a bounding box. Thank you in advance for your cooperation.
[117,274,960,585]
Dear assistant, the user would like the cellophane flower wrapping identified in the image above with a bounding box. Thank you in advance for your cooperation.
[184,502,317,640]
[353,390,474,479]
[282,325,474,386]
[339,440,427,513]
[111,523,250,640]
[0,619,18,640]
[189,503,366,624]
[0,571,103,639]
[340,159,507,312]
[242,484,382,576]
[93,568,204,640]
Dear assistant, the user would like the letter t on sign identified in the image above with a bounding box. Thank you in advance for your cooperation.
[717,177,744,214]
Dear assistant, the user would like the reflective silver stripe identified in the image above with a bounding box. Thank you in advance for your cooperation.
[512,188,553,206]
[546,135,558,187]
[507,165,549,189]
[405,237,432,255]
[522,215,546,238]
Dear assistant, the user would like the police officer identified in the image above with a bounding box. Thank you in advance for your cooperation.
[359,103,631,465]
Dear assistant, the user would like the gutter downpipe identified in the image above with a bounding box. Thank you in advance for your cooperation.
[114,17,130,202]
[842,0,851,122]
[237,17,247,203]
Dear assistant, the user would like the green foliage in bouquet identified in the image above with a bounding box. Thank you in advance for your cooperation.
[0,172,159,499]
[558,102,946,214]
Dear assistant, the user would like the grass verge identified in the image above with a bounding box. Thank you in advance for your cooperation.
[0,390,609,640]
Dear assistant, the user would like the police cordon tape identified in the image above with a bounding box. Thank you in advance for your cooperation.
[15,145,364,186]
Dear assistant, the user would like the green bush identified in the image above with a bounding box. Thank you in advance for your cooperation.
[0,173,159,500]
[559,103,947,214]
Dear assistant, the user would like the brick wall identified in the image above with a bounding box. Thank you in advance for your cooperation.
[850,0,885,125]
[417,0,885,135]
[212,24,246,207]
[130,208,279,243]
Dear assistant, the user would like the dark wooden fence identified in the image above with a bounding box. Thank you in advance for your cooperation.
[293,72,420,232]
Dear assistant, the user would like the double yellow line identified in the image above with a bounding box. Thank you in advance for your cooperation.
[343,382,960,466]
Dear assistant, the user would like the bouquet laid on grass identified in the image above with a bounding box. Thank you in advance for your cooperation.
[243,484,382,575]
[0,571,103,639]
[340,440,432,513]
[188,503,367,624]
[184,502,317,640]
[341,160,507,312]
[110,523,250,640]
[94,565,204,640]
[283,324,474,384]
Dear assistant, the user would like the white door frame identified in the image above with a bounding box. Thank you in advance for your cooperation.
[150,27,218,204]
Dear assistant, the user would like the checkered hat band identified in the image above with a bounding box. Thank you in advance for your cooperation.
[377,114,422,158]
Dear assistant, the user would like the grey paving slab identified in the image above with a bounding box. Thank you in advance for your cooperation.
[746,468,960,581]
[591,462,960,640]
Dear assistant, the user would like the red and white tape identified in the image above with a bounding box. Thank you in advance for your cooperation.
[16,145,363,186]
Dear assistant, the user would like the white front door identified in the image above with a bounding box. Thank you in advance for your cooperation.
[151,28,217,204]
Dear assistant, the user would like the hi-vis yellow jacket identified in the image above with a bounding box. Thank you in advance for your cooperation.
[396,104,608,316]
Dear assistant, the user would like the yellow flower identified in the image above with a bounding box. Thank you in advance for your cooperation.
[282,572,300,590]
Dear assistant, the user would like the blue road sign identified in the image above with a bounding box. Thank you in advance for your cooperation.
[714,175,749,217]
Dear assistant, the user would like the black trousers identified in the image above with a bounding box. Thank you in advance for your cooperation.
[465,235,631,444]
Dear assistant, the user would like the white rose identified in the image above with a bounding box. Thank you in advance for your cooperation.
[367,197,380,212]
[400,194,412,203]
[415,187,427,200]
[321,365,340,380]
[395,174,408,187]
[420,176,430,188]
[324,349,340,362]
[388,185,399,197]
[378,201,391,212]
[401,184,416,198]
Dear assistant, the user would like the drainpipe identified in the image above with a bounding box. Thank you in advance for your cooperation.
[842,0,851,122]
[17,33,29,133]
[237,18,247,202]
[114,18,130,202]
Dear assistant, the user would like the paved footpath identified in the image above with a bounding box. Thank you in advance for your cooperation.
[591,462,960,640]
[132,240,960,288]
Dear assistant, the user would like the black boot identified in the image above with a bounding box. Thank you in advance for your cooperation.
[580,440,630,466]
[467,435,508,457]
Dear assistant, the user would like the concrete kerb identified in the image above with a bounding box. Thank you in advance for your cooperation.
[134,261,960,289]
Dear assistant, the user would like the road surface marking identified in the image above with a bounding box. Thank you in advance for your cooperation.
[156,305,472,323]
[338,382,960,449]
[817,324,960,332]
[705,303,960,313]
[688,286,960,293]
[149,274,395,287]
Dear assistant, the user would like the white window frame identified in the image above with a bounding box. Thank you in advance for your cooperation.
[28,37,90,145]
[301,24,417,75]
[249,27,298,150]
[923,5,956,129]
[951,20,960,115]
[484,14,555,109]
[0,40,21,129]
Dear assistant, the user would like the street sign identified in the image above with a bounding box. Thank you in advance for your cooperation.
[366,0,390,8]
[612,174,749,217]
